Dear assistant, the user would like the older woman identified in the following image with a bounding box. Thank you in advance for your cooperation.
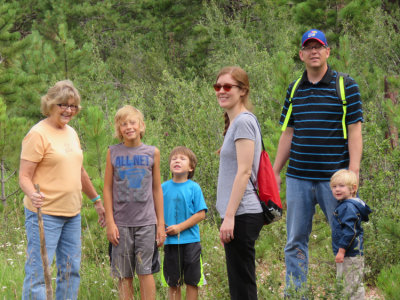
[215,66,264,300]
[19,80,106,300]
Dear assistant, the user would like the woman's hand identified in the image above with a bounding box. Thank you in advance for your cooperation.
[219,216,235,245]
[30,191,45,208]
[94,201,106,227]
[106,222,120,246]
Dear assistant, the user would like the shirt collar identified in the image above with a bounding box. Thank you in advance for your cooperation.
[300,65,333,85]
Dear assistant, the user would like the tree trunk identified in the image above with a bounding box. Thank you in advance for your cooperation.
[385,76,399,149]
[1,159,6,206]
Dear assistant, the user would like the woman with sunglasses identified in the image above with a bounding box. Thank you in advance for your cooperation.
[19,80,106,300]
[214,66,264,299]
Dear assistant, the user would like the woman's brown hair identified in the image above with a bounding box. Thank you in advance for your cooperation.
[216,66,252,136]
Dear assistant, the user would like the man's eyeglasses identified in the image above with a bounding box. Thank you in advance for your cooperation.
[57,103,79,111]
[301,44,327,51]
[213,83,240,92]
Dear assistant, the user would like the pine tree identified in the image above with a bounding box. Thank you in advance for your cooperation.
[77,106,113,191]
[0,2,33,113]
[0,98,30,206]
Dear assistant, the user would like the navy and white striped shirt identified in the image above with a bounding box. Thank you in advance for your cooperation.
[279,66,363,181]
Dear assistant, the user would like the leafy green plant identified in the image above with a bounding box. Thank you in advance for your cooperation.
[377,263,400,300]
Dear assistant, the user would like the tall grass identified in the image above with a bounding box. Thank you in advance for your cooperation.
[0,197,383,299]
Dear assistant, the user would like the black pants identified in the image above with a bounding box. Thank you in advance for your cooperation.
[223,213,264,300]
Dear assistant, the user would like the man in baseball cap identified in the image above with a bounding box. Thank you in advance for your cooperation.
[273,28,364,295]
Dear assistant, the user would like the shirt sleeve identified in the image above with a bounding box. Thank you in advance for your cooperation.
[336,204,360,250]
[193,183,208,214]
[233,114,257,142]
[345,77,363,125]
[20,130,45,163]
[279,84,296,127]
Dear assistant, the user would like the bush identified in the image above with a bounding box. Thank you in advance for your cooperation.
[377,263,400,300]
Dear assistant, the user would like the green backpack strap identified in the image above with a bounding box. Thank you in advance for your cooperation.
[281,77,302,132]
[336,72,349,139]
[282,72,349,138]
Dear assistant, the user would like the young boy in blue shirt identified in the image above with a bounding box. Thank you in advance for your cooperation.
[330,169,372,300]
[162,146,208,300]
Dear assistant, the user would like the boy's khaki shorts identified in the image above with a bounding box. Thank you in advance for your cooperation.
[111,225,156,278]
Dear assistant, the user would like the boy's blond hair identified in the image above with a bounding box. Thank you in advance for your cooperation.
[169,146,197,179]
[114,105,146,141]
[330,169,358,197]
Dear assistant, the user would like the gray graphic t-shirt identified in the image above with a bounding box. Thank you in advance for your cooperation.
[216,112,263,218]
[110,143,157,226]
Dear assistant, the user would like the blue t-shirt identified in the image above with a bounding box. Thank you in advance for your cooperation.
[162,179,208,245]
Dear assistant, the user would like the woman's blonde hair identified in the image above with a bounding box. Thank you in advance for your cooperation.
[114,105,146,141]
[216,66,252,136]
[40,80,81,116]
[330,169,358,196]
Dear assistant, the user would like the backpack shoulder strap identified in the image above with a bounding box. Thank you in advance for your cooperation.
[244,112,265,151]
[244,112,264,191]
[336,72,349,139]
[281,77,302,132]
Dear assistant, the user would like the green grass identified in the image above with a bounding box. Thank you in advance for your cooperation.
[0,200,383,299]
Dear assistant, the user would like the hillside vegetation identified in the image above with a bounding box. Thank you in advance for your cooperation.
[1,1,400,299]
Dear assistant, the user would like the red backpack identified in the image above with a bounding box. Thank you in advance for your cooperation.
[249,116,282,225]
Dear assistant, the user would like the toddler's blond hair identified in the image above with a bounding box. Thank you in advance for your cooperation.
[330,169,358,197]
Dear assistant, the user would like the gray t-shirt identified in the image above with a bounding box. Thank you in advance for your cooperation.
[216,112,263,218]
[110,143,157,227]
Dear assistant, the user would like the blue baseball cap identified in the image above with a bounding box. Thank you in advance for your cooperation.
[301,29,328,46]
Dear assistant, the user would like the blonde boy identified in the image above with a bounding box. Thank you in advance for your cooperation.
[330,169,371,300]
[162,146,208,300]
[103,105,165,300]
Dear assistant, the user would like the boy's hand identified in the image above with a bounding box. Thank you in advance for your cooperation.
[335,248,346,263]
[106,222,120,246]
[165,224,181,236]
[156,224,166,247]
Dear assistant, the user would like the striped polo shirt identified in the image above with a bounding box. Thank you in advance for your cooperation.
[279,66,363,181]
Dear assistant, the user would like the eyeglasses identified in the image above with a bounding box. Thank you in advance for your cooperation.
[213,83,240,92]
[301,44,327,51]
[57,103,79,111]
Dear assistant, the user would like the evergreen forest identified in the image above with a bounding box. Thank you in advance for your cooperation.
[1,0,400,299]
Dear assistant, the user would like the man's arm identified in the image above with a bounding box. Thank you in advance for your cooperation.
[272,127,294,189]
[347,121,362,180]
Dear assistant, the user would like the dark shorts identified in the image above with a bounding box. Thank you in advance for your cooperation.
[111,225,156,278]
[162,242,204,287]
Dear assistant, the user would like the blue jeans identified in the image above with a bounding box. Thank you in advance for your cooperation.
[285,177,337,291]
[22,208,81,300]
